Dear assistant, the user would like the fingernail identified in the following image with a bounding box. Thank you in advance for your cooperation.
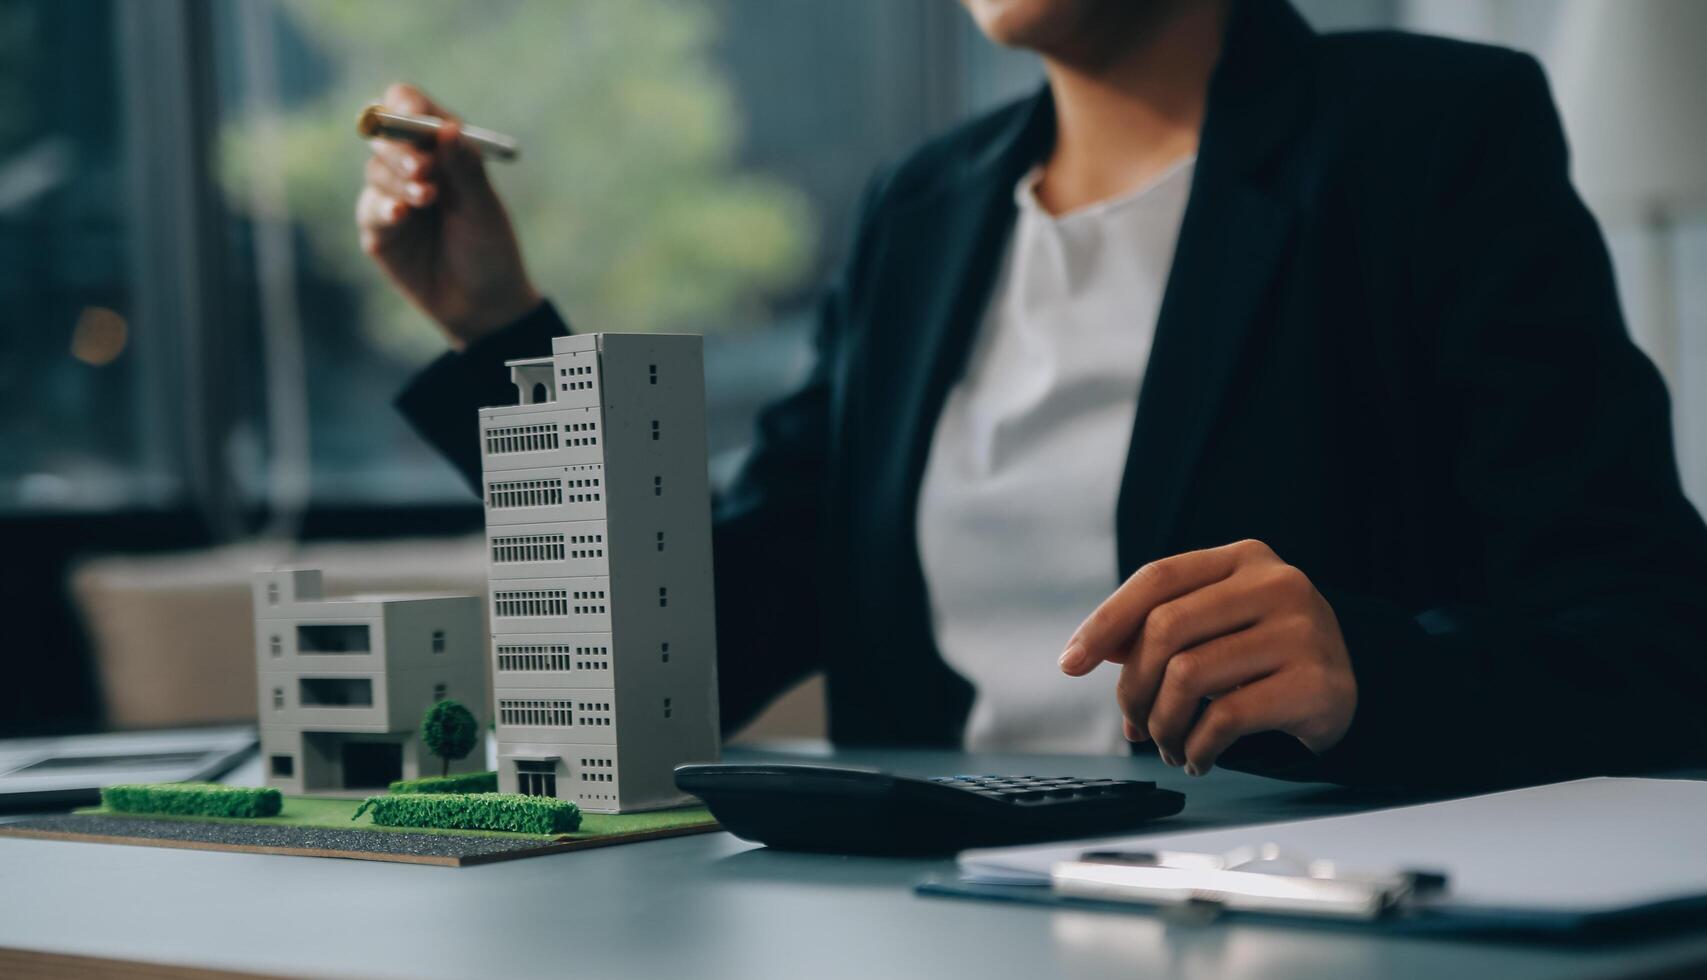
[1184,763,1202,777]
[406,182,430,204]
[1058,642,1088,673]
[401,156,420,176]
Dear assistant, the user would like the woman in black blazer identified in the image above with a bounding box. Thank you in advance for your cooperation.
[360,0,1707,791]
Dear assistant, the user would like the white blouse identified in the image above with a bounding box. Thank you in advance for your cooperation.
[916,156,1195,753]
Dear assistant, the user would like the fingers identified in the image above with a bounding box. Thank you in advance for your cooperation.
[365,153,436,208]
[371,137,436,183]
[1060,541,1252,675]
[1114,557,1305,739]
[1145,624,1291,763]
[434,120,497,201]
[355,186,408,255]
[1112,573,1268,739]
[1180,676,1300,776]
[383,82,455,121]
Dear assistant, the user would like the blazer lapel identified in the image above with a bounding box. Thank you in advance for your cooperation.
[859,94,1055,548]
[1115,0,1313,573]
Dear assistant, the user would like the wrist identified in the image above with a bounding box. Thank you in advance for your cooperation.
[442,282,543,351]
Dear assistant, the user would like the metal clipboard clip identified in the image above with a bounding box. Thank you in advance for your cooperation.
[1050,844,1448,923]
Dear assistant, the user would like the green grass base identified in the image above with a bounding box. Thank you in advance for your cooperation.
[76,795,714,843]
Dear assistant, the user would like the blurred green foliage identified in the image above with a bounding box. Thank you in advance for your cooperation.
[221,0,817,357]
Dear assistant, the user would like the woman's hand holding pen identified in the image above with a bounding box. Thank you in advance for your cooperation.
[355,83,539,349]
[1059,539,1358,775]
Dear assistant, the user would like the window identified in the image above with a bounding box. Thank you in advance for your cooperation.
[656,531,665,552]
[272,687,284,710]
[297,624,370,653]
[485,422,560,456]
[432,682,447,702]
[499,699,574,726]
[266,583,280,606]
[491,532,569,563]
[649,364,658,385]
[661,641,670,664]
[496,643,608,672]
[431,629,446,654]
[299,677,373,707]
[654,476,662,497]
[663,697,672,719]
[651,420,660,441]
[3,1,1064,517]
[487,478,565,509]
[269,634,282,657]
[516,759,557,797]
[658,587,668,608]
[579,757,615,784]
[493,589,570,617]
[270,755,294,778]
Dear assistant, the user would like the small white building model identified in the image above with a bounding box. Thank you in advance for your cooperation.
[480,333,720,812]
[253,569,486,794]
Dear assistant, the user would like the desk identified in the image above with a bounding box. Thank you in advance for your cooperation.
[3,745,1705,979]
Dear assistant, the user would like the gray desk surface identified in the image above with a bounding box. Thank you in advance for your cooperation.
[3,743,1705,980]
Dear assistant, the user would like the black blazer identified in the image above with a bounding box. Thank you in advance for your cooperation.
[400,0,1707,791]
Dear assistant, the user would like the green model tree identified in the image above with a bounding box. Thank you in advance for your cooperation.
[420,698,479,778]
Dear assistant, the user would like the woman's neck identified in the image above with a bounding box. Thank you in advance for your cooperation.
[1034,0,1229,216]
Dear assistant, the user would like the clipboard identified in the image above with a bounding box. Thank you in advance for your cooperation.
[918,777,1707,940]
[1051,844,1447,922]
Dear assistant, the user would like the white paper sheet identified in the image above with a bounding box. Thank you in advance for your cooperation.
[960,777,1707,914]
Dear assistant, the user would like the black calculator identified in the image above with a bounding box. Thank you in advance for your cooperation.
[674,763,1185,856]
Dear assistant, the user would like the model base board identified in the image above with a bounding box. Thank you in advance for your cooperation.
[0,796,717,867]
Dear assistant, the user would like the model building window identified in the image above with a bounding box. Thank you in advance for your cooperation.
[488,477,564,509]
[654,475,662,496]
[499,699,573,726]
[497,643,574,671]
[269,634,282,657]
[432,683,447,701]
[297,624,370,653]
[272,687,284,710]
[664,697,672,719]
[485,422,559,456]
[658,587,668,608]
[649,363,657,385]
[492,533,568,563]
[661,641,670,664]
[494,589,569,617]
[271,755,294,778]
[299,677,373,707]
[266,582,280,605]
[651,419,660,440]
[430,629,446,654]
[517,759,557,797]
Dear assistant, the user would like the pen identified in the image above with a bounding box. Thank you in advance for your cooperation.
[356,104,521,162]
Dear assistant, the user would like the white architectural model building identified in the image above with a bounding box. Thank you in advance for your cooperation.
[481,333,721,812]
[252,569,486,794]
